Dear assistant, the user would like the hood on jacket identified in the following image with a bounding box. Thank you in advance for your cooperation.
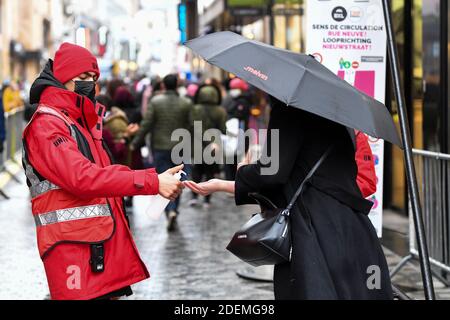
[29,59,106,141]
[105,106,129,124]
[196,85,221,106]
[30,60,66,105]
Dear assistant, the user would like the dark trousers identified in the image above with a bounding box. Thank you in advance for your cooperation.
[224,164,237,181]
[191,164,217,203]
[224,154,239,181]
[153,149,180,214]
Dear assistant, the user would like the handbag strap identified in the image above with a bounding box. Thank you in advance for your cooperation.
[286,145,334,213]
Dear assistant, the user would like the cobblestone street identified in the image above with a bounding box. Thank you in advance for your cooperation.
[1,173,450,300]
[126,193,274,300]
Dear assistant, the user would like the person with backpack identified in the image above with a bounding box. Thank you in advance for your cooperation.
[188,84,227,208]
[222,78,253,181]
[131,74,192,231]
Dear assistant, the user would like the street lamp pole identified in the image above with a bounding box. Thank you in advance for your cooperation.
[382,0,435,300]
[268,0,275,45]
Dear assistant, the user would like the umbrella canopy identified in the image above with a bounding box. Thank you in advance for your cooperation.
[185,31,402,147]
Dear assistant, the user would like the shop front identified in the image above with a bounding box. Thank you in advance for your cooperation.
[384,0,449,214]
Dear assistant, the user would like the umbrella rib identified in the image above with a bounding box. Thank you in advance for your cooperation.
[259,46,310,73]
[188,37,310,82]
[287,57,312,105]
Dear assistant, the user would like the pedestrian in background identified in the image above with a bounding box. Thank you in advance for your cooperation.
[97,94,139,168]
[0,85,6,155]
[222,78,253,181]
[106,78,125,103]
[101,88,142,208]
[3,81,24,113]
[189,84,227,209]
[223,78,252,131]
[113,85,143,126]
[140,78,164,116]
[186,83,199,103]
[112,86,144,173]
[131,74,192,232]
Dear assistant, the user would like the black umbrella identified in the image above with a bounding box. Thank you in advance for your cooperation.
[185,31,402,147]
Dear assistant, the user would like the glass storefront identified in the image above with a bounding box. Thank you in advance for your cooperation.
[422,0,443,152]
[273,0,304,52]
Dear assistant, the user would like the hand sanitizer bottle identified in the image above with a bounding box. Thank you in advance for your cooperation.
[146,171,186,220]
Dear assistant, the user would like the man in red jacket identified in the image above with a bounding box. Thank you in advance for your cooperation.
[23,43,184,300]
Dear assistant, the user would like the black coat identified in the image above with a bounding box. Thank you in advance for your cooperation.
[235,101,393,300]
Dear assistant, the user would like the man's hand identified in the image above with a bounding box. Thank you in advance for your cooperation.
[158,164,185,201]
[124,124,140,139]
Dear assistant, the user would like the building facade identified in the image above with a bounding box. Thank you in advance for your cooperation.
[0,0,55,84]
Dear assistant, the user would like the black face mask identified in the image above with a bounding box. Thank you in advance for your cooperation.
[74,81,96,103]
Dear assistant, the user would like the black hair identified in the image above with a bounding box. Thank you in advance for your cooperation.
[96,94,113,111]
[163,74,178,91]
[153,81,163,92]
[269,95,286,110]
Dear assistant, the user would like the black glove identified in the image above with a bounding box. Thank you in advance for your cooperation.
[0,142,4,154]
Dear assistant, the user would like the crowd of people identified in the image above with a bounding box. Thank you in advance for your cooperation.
[0,80,27,157]
[92,71,270,232]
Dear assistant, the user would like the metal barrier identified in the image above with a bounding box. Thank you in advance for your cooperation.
[0,107,25,199]
[390,148,450,286]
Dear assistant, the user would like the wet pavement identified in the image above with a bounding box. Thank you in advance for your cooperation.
[126,193,274,300]
[0,172,48,300]
[0,173,274,300]
[1,172,450,300]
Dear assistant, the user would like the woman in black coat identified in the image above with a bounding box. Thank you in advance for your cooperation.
[186,97,393,300]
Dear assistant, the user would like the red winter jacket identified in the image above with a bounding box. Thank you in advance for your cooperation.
[355,131,377,198]
[23,63,160,300]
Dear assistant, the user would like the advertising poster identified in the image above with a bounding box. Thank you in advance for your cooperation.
[306,0,387,237]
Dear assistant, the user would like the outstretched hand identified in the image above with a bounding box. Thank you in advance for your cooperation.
[184,179,235,196]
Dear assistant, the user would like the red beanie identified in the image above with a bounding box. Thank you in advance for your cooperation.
[53,43,100,84]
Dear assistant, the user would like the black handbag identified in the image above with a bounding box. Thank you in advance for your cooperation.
[226,146,333,267]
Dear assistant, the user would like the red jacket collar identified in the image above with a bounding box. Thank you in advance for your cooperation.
[39,86,105,140]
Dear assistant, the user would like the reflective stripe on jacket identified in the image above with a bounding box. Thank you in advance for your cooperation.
[23,105,114,258]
